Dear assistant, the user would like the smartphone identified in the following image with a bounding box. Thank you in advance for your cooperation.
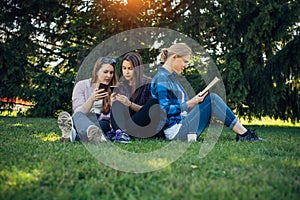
[98,83,109,91]
[110,86,118,93]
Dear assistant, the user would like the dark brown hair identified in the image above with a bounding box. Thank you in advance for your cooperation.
[121,52,144,90]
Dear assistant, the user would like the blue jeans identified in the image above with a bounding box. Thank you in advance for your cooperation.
[175,93,238,141]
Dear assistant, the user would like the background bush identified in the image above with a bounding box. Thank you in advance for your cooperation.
[0,0,299,121]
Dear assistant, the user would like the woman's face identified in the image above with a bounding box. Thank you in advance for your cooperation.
[172,54,191,74]
[122,60,135,82]
[96,63,115,85]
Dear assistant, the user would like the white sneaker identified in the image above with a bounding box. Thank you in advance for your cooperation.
[57,111,73,142]
[87,125,107,143]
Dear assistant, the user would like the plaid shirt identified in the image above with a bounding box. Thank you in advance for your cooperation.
[151,67,189,129]
[117,76,152,106]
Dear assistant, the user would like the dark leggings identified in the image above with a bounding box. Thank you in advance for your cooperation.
[110,99,164,139]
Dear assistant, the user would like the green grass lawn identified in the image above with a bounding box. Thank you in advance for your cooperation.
[0,116,299,200]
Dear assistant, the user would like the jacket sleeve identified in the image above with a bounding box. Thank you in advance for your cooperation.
[72,81,89,114]
[151,77,187,117]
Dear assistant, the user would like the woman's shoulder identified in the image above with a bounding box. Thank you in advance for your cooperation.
[142,75,152,84]
[117,80,128,89]
[77,78,90,83]
[74,79,91,90]
[75,79,91,86]
[116,81,130,95]
[152,71,167,82]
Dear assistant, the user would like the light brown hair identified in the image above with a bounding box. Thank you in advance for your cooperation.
[160,43,192,63]
[91,57,118,86]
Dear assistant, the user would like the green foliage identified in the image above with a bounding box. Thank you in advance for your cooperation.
[220,50,248,107]
[266,36,300,122]
[179,0,299,121]
[0,0,299,121]
[0,0,91,116]
[0,117,299,199]
[25,72,73,117]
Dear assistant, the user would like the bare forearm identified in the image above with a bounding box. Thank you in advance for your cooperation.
[81,96,94,114]
[129,101,142,112]
[187,92,209,109]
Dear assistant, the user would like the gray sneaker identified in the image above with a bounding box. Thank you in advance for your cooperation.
[236,129,266,142]
[87,125,107,143]
[58,111,73,142]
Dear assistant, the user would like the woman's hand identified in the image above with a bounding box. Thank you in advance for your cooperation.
[187,91,208,108]
[93,88,109,101]
[110,92,117,105]
[115,94,131,107]
[80,88,108,114]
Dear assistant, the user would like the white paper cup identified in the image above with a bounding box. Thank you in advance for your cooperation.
[187,133,197,142]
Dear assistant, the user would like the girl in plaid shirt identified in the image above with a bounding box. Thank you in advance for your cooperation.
[151,43,265,142]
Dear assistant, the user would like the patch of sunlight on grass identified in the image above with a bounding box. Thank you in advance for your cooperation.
[33,132,61,142]
[283,158,300,168]
[240,117,300,127]
[0,111,18,117]
[9,123,32,127]
[148,158,170,169]
[0,167,41,188]
[228,156,248,164]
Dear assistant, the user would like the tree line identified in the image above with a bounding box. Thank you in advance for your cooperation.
[0,0,299,122]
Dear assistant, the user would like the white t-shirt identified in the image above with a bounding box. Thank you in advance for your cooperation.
[164,123,182,140]
[164,91,187,140]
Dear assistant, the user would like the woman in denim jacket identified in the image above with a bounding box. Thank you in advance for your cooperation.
[151,43,265,142]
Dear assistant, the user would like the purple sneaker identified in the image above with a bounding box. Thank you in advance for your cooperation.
[115,129,131,144]
[106,129,116,141]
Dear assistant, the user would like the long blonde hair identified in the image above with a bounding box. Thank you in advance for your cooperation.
[160,43,192,63]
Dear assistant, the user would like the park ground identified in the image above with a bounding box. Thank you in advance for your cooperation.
[0,115,299,200]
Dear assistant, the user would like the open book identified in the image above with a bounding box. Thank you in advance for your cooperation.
[198,76,220,96]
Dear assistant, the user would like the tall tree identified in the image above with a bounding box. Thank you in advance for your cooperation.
[0,0,95,116]
[178,0,300,121]
[0,0,299,122]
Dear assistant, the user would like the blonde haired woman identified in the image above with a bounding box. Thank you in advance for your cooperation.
[151,43,265,142]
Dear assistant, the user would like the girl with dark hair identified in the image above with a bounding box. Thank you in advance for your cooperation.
[109,52,163,142]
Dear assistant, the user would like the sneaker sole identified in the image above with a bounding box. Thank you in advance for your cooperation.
[87,125,107,143]
[116,140,131,144]
[236,136,267,142]
[57,111,73,140]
